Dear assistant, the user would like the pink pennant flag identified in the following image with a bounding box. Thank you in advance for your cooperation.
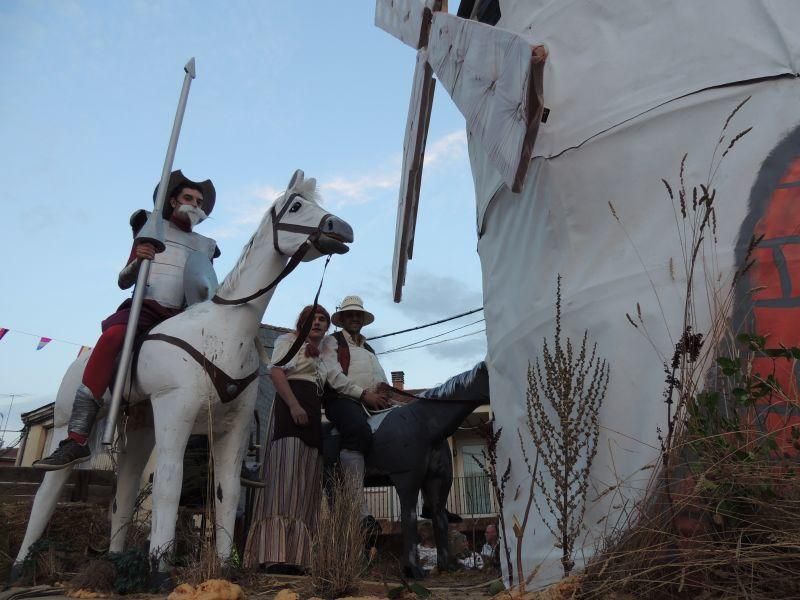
[36,337,52,351]
[0,328,8,341]
[77,345,92,358]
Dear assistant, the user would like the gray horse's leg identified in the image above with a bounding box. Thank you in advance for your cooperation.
[392,472,425,579]
[422,441,454,571]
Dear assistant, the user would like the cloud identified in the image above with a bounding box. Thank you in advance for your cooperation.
[320,172,399,207]
[318,129,467,208]
[395,271,483,321]
[369,326,485,364]
[423,130,467,168]
[425,335,487,362]
[204,128,469,236]
[203,183,282,239]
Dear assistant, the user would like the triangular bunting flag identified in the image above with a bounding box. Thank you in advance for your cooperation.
[0,328,8,341]
[36,337,52,351]
[77,345,93,358]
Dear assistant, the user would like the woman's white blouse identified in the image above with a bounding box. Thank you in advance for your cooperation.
[270,333,364,398]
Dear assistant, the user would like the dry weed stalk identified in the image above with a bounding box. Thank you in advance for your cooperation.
[178,395,225,585]
[194,403,223,583]
[310,472,366,598]
[476,421,515,586]
[512,430,540,593]
[524,276,609,577]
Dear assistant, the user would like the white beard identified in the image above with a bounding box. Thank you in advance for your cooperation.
[175,204,207,228]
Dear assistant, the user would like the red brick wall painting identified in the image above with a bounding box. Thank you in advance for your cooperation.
[735,124,800,458]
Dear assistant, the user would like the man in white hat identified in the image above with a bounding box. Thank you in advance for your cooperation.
[324,294,392,518]
[34,171,219,470]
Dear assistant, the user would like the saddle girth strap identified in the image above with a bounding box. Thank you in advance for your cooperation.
[143,333,259,404]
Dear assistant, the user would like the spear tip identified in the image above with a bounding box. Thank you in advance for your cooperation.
[184,57,196,79]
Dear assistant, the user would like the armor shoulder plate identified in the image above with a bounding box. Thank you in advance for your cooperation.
[185,230,219,260]
[130,209,150,235]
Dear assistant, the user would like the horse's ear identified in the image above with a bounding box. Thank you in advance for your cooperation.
[306,177,317,193]
[287,169,304,191]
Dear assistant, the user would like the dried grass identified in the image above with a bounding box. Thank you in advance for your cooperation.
[1,501,109,586]
[173,467,225,585]
[581,459,800,599]
[68,558,116,593]
[310,472,367,598]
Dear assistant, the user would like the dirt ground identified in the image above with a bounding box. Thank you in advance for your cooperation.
[0,573,497,600]
[234,572,497,600]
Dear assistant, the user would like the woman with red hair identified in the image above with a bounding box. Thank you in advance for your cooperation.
[244,304,382,573]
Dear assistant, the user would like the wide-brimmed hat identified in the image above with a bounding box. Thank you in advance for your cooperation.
[332,295,375,327]
[153,170,216,219]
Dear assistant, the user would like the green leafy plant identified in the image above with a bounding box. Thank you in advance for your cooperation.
[107,548,151,594]
[683,333,794,530]
[18,538,63,586]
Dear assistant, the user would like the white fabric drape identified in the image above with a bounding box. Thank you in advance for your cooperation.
[469,0,800,584]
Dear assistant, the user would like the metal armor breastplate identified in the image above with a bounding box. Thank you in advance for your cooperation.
[145,221,217,308]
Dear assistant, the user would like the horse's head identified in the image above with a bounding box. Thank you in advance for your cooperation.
[271,169,353,261]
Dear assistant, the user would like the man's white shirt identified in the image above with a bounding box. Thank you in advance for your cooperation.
[322,330,388,392]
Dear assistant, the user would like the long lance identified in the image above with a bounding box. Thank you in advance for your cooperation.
[102,58,197,445]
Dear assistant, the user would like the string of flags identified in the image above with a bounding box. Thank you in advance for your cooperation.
[0,327,92,357]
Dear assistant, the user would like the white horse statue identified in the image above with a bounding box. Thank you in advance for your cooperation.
[12,170,352,575]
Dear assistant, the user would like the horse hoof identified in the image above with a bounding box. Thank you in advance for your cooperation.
[403,565,426,579]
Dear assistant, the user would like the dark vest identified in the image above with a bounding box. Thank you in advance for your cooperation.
[332,330,376,374]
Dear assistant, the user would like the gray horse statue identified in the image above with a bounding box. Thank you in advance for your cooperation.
[325,361,490,578]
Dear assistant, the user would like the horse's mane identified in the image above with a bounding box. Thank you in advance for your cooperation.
[217,180,322,295]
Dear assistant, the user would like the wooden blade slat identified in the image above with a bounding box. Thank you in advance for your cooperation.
[375,0,444,50]
[393,49,436,302]
[427,12,545,192]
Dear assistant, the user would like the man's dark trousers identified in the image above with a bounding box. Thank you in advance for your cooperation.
[325,394,372,454]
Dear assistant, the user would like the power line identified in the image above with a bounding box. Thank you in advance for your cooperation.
[376,318,485,354]
[367,307,483,341]
[378,328,486,355]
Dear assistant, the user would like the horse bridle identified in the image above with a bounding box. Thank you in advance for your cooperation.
[211,191,334,366]
[271,192,332,256]
[212,193,333,307]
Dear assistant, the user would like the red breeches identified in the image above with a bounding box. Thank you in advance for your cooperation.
[81,324,126,401]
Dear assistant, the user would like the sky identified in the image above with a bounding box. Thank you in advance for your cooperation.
[0,1,487,446]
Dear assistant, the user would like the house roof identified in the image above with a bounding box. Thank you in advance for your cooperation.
[0,447,18,463]
[20,402,55,426]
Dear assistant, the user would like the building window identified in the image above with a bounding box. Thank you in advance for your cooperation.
[459,443,493,515]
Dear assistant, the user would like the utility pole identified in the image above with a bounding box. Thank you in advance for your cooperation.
[0,393,30,448]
